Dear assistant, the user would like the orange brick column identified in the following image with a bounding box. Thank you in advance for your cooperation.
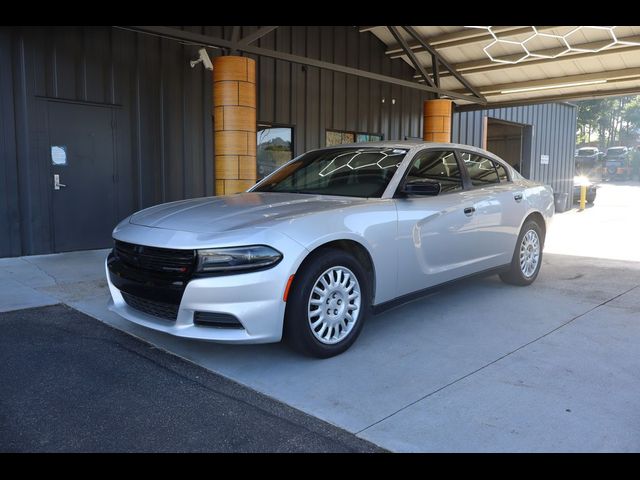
[423,99,452,143]
[213,56,256,195]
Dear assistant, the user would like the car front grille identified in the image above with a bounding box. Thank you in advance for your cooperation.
[114,240,196,275]
[122,292,179,321]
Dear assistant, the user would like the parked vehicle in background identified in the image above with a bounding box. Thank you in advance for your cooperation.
[106,141,555,358]
[572,175,597,205]
[574,147,603,177]
[603,146,631,180]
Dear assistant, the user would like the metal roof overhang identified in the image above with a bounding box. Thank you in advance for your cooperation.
[364,26,640,108]
[120,26,640,109]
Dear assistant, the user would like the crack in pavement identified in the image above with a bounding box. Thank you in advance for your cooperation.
[19,257,61,287]
[355,283,640,436]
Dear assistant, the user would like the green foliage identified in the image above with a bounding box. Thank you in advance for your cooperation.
[576,95,640,149]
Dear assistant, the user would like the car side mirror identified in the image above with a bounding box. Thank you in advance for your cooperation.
[401,180,441,196]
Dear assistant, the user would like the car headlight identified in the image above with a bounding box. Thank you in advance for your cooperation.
[196,245,283,273]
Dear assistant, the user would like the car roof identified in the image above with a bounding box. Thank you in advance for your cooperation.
[319,139,497,155]
[313,140,517,176]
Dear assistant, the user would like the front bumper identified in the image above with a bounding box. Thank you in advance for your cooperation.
[106,256,290,343]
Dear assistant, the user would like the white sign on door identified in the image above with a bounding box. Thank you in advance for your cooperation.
[540,154,549,165]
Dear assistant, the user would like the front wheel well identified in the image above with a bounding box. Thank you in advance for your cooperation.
[297,240,376,301]
[523,211,546,243]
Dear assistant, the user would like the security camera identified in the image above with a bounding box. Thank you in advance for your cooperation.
[190,48,213,71]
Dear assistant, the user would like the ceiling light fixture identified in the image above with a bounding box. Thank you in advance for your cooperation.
[465,26,640,65]
[500,79,607,94]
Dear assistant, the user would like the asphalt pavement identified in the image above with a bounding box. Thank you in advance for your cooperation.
[0,304,383,452]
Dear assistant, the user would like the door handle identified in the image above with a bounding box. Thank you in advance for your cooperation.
[464,206,476,216]
[54,174,67,190]
[514,193,523,202]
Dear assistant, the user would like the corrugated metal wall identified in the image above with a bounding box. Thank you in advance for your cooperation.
[452,103,577,205]
[0,26,431,257]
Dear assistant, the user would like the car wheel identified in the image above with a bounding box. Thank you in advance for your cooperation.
[587,192,596,204]
[283,248,371,358]
[499,220,544,286]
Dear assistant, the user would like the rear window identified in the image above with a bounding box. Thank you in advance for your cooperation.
[607,147,627,155]
[578,148,597,155]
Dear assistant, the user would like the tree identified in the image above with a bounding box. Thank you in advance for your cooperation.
[576,95,640,149]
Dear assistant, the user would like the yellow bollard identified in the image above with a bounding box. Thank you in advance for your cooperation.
[579,185,587,211]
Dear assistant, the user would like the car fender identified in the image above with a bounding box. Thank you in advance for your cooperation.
[277,203,398,304]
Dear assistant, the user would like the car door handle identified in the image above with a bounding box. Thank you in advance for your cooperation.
[513,193,523,202]
[464,206,476,216]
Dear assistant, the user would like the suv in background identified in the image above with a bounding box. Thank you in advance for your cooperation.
[603,146,631,180]
[575,147,603,177]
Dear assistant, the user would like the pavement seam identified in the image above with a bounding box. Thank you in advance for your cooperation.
[19,257,60,287]
[355,283,640,436]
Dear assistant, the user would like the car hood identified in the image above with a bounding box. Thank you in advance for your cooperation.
[129,192,368,233]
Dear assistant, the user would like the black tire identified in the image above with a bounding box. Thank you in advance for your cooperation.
[283,248,371,358]
[499,219,544,286]
[587,192,596,205]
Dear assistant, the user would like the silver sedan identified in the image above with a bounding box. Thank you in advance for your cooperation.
[106,141,554,358]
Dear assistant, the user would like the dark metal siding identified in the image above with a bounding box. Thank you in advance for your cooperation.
[240,25,430,155]
[1,26,431,257]
[452,103,577,204]
[0,29,21,257]
[4,26,214,256]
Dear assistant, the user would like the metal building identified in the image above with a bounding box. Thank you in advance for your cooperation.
[1,26,585,258]
[452,103,578,211]
[0,26,431,258]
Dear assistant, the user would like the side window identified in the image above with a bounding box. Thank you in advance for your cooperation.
[495,162,510,182]
[461,152,500,186]
[405,150,463,193]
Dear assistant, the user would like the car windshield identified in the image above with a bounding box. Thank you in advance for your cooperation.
[253,147,408,198]
[607,147,626,155]
[578,148,597,155]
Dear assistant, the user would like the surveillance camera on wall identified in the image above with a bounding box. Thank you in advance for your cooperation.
[190,48,213,71]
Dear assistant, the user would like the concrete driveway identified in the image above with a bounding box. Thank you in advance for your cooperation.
[1,182,639,452]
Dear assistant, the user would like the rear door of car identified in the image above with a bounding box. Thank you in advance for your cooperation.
[456,149,526,270]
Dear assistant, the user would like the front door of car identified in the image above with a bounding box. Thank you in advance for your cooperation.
[394,149,481,297]
[457,150,527,269]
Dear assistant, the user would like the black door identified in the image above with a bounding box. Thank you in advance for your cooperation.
[48,101,118,252]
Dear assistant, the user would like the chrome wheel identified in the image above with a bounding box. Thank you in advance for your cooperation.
[307,266,361,345]
[519,229,540,278]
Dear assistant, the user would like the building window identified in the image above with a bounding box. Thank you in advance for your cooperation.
[257,124,294,180]
[326,129,382,147]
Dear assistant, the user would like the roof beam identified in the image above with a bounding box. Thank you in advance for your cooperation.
[358,26,379,33]
[471,67,640,96]
[457,85,640,110]
[228,26,241,54]
[237,26,278,46]
[413,36,640,81]
[121,26,486,104]
[402,25,485,101]
[386,26,561,57]
[387,26,437,89]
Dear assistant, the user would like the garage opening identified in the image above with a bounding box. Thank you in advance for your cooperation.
[486,118,526,174]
